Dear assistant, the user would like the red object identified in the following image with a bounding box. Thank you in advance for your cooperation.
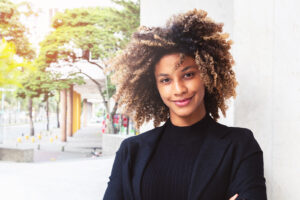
[113,115,120,124]
[113,118,119,124]
[123,116,128,127]
[101,120,106,133]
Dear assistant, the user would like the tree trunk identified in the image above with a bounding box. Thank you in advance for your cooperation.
[107,114,114,134]
[28,98,34,136]
[95,84,115,134]
[110,102,118,134]
[56,92,60,128]
[46,96,50,131]
[56,101,60,128]
[126,115,129,135]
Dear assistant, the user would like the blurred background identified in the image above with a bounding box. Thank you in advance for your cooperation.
[0,0,299,199]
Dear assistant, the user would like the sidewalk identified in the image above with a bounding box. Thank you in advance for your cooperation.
[0,155,115,200]
[1,123,104,162]
[0,123,116,200]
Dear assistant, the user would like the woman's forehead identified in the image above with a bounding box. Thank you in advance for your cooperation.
[155,53,198,73]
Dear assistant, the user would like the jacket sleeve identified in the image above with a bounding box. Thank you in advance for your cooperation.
[103,140,126,200]
[226,129,267,200]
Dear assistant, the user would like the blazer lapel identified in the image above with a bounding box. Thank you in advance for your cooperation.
[187,119,232,200]
[132,124,166,200]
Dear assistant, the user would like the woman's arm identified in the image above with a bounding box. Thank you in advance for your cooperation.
[227,129,267,200]
[103,142,125,200]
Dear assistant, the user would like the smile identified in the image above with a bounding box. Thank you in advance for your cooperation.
[173,96,193,107]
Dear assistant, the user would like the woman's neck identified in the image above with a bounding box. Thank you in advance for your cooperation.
[170,108,207,127]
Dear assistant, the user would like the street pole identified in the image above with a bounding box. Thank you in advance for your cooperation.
[0,88,16,143]
[1,90,5,111]
[0,88,5,143]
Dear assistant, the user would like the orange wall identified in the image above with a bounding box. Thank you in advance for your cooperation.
[72,91,81,134]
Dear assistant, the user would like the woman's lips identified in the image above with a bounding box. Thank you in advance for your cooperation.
[173,96,193,107]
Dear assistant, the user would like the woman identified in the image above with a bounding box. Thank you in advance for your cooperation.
[104,9,267,200]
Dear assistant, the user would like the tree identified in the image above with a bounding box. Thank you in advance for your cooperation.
[108,0,140,47]
[38,0,140,133]
[0,38,33,126]
[0,39,34,87]
[15,69,84,135]
[0,0,84,135]
[0,0,39,135]
[0,0,35,59]
[0,39,34,128]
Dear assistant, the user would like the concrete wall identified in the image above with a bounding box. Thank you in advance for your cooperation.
[233,0,300,199]
[141,0,300,199]
[0,147,34,162]
[141,0,234,33]
[102,134,127,156]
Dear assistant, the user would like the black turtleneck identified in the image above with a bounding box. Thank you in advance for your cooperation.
[141,114,210,200]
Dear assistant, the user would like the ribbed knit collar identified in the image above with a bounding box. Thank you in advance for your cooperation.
[162,113,210,144]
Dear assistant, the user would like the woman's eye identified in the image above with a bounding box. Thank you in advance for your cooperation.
[184,72,194,78]
[160,78,170,83]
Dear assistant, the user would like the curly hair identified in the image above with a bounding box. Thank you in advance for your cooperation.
[110,9,237,128]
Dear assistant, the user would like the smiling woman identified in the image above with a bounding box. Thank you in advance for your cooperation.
[104,9,267,200]
[155,53,206,126]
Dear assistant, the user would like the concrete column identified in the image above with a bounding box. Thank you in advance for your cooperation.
[78,93,81,130]
[82,99,88,127]
[233,0,300,199]
[60,89,67,142]
[83,101,93,126]
[66,85,73,137]
[72,92,82,134]
[141,0,300,198]
[72,92,78,134]
[88,102,92,121]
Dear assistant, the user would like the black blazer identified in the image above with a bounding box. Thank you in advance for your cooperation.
[104,116,267,200]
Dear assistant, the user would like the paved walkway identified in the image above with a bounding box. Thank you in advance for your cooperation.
[0,123,116,199]
[1,123,104,161]
[0,156,115,200]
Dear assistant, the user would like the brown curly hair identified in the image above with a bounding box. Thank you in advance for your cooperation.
[110,9,237,128]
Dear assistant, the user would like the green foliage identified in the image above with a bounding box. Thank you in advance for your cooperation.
[0,39,35,87]
[0,0,35,59]
[15,69,84,101]
[37,0,140,66]
[0,0,36,88]
[102,74,116,99]
[109,0,140,47]
[32,0,139,130]
[0,0,87,103]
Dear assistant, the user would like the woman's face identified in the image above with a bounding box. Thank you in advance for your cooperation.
[154,53,206,126]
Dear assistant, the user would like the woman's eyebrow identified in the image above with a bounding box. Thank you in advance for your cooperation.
[157,65,197,76]
[158,73,169,77]
[181,65,197,72]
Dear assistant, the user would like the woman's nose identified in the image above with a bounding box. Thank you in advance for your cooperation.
[173,80,187,96]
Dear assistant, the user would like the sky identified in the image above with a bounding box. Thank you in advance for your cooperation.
[11,0,119,50]
[12,0,116,9]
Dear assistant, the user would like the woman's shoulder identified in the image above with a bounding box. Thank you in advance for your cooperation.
[213,121,263,153]
[118,125,164,149]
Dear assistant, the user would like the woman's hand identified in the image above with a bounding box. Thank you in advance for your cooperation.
[229,194,239,200]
